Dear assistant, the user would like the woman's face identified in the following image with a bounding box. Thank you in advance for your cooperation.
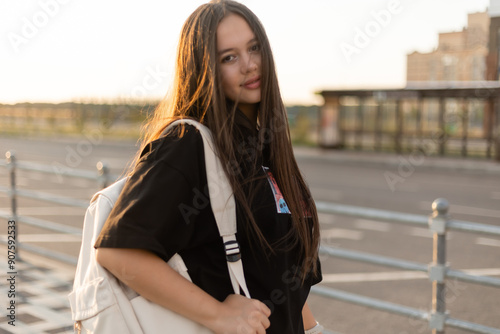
[217,14,262,117]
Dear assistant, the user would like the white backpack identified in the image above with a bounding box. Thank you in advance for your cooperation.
[68,119,250,333]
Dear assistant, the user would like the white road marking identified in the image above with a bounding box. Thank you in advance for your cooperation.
[35,188,94,196]
[7,176,30,186]
[448,204,500,218]
[420,201,500,218]
[0,206,85,215]
[409,227,433,238]
[462,268,500,276]
[354,219,391,232]
[322,268,500,283]
[476,237,500,247]
[322,271,427,283]
[409,227,453,239]
[321,228,364,240]
[0,234,81,242]
[24,171,47,181]
[58,177,95,188]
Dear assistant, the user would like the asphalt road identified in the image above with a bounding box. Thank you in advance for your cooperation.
[1,135,499,334]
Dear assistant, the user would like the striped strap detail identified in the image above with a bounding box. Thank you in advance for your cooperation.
[223,235,250,298]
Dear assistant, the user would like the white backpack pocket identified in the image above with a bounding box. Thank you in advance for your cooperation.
[68,277,137,334]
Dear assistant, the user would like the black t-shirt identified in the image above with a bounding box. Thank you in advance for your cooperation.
[95,112,322,334]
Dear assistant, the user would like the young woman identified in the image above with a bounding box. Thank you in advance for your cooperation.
[95,1,323,333]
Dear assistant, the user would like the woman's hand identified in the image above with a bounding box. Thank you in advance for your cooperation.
[209,294,271,334]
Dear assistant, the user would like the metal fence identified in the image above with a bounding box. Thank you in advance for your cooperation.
[311,201,500,334]
[0,151,115,264]
[1,150,500,333]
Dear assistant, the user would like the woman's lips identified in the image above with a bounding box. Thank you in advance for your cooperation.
[242,76,261,89]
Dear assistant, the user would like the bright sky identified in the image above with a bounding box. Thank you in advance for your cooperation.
[0,0,489,105]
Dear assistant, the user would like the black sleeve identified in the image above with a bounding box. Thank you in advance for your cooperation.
[95,126,205,263]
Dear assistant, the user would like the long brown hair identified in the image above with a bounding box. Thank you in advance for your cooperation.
[136,0,319,281]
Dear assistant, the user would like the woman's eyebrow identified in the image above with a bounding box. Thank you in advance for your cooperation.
[218,47,234,55]
[218,37,258,55]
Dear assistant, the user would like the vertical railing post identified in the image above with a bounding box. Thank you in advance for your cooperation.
[395,99,403,154]
[438,97,446,156]
[374,99,382,152]
[355,97,364,150]
[338,104,346,148]
[97,161,109,189]
[428,198,450,333]
[6,151,20,260]
[461,98,468,158]
[416,96,423,151]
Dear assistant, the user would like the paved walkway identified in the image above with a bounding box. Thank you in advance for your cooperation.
[0,253,74,334]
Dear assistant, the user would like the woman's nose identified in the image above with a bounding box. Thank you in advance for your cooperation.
[241,54,257,73]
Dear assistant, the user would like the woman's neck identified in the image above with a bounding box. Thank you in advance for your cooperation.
[238,103,258,127]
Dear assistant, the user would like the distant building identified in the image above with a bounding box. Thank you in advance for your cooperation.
[487,0,500,79]
[407,12,490,81]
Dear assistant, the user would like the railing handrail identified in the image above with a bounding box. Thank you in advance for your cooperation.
[0,210,82,235]
[0,159,120,181]
[316,201,500,237]
[319,245,500,288]
[0,185,89,208]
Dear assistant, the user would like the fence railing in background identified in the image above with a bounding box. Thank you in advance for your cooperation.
[312,200,500,334]
[1,151,500,333]
[0,151,117,264]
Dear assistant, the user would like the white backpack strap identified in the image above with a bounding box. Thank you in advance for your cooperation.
[167,119,248,297]
[176,120,236,234]
[223,235,251,298]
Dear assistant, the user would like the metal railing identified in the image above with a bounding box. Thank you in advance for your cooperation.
[312,200,500,334]
[0,151,117,264]
[1,150,500,333]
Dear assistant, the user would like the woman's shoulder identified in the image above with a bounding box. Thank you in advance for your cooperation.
[139,123,205,168]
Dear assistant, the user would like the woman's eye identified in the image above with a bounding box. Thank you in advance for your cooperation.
[249,44,260,52]
[222,55,236,63]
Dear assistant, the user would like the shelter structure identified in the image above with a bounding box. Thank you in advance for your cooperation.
[317,81,500,160]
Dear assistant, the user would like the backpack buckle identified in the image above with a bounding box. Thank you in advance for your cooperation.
[224,239,241,262]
